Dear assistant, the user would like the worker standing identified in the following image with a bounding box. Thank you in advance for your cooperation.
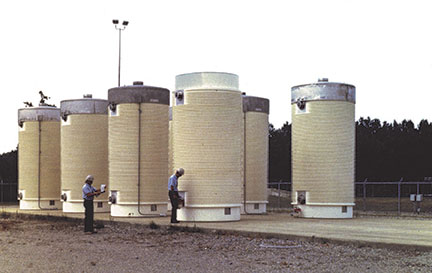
[168,168,184,224]
[82,175,101,234]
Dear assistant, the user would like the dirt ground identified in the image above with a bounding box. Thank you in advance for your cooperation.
[0,213,431,273]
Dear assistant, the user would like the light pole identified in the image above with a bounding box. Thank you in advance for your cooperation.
[112,19,129,87]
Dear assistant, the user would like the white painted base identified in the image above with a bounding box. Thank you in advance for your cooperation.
[295,204,353,218]
[240,201,267,214]
[19,199,62,210]
[110,203,168,217]
[177,206,241,222]
[62,200,110,213]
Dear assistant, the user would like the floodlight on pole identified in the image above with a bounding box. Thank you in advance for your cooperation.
[112,19,129,87]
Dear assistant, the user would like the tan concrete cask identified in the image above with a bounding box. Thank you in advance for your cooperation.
[168,107,173,177]
[18,107,61,210]
[291,78,355,218]
[241,96,269,214]
[173,72,243,221]
[108,82,169,217]
[60,95,109,213]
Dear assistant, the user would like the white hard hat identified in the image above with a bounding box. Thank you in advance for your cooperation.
[86,175,94,182]
[176,168,185,176]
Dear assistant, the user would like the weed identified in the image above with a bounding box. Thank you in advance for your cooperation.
[1,211,9,219]
[167,224,203,233]
[95,222,105,229]
[188,225,203,233]
[149,221,160,230]
[167,225,181,232]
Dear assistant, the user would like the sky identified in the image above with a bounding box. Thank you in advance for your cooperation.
[1,0,432,153]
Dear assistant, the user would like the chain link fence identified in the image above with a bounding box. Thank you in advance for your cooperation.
[3,178,432,213]
[268,179,432,215]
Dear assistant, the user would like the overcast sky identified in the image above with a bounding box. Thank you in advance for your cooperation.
[1,0,431,153]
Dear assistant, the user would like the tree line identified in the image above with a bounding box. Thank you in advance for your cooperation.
[269,117,432,182]
[0,149,17,183]
[1,117,432,185]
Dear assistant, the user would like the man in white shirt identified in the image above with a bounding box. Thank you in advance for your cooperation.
[82,175,102,234]
[168,168,184,223]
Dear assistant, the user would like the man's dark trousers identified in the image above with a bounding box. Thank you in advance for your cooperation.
[169,190,178,223]
[84,199,94,232]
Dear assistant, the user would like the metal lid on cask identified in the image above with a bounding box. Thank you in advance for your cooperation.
[18,106,60,127]
[61,95,109,119]
[242,95,270,114]
[291,78,356,104]
[108,81,170,106]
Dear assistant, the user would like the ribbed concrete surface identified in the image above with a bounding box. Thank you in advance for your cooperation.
[244,111,268,202]
[168,113,173,177]
[19,121,61,200]
[61,115,108,201]
[109,103,168,204]
[292,101,355,204]
[3,205,432,250]
[172,90,243,206]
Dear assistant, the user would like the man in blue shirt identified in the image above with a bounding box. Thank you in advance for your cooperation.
[168,168,184,223]
[82,175,102,234]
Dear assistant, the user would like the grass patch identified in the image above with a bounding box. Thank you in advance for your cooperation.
[149,221,160,230]
[95,222,105,229]
[167,224,203,233]
[188,225,203,233]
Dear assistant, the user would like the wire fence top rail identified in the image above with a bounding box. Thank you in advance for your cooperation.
[268,181,432,185]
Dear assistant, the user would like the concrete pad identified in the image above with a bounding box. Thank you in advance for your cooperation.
[2,205,432,250]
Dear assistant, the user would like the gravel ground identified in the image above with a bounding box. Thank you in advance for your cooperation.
[0,214,431,273]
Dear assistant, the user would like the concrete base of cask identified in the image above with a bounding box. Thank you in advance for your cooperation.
[110,203,167,217]
[62,200,110,213]
[19,199,62,210]
[240,201,267,214]
[295,204,353,218]
[177,206,241,222]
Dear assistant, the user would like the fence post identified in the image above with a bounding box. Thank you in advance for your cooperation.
[363,178,367,212]
[398,177,403,216]
[277,180,281,209]
[417,182,420,195]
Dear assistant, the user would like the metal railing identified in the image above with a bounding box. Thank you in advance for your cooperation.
[268,179,432,215]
